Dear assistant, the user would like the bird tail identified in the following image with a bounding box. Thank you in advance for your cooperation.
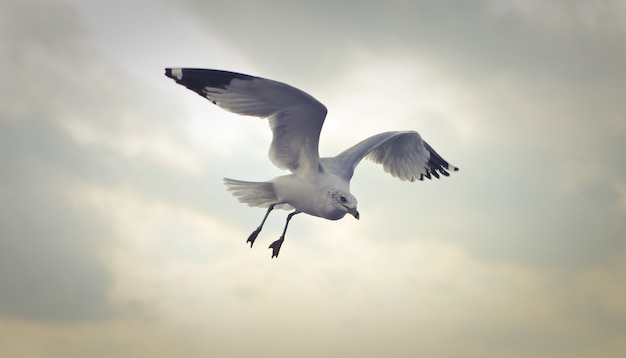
[223,178,285,209]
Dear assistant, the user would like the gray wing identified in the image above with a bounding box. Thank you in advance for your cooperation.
[321,131,459,182]
[165,68,327,177]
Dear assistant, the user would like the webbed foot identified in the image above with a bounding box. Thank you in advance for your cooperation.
[247,227,261,247]
[269,237,284,258]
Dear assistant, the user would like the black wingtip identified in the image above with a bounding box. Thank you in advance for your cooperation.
[164,68,184,81]
[163,68,260,102]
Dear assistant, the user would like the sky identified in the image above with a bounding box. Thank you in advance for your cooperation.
[1,0,626,357]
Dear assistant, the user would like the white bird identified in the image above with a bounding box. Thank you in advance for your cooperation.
[165,68,458,258]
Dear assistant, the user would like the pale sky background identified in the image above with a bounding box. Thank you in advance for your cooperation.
[1,0,626,357]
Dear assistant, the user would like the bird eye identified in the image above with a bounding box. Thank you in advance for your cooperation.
[340,196,347,203]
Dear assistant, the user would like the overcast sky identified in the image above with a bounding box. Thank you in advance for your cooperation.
[1,0,626,357]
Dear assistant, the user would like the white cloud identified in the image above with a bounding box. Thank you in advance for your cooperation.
[60,115,205,173]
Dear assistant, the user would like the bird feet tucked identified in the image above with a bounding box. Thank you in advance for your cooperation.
[247,227,262,247]
[269,237,285,258]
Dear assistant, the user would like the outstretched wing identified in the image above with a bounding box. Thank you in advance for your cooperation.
[321,131,458,182]
[165,68,327,177]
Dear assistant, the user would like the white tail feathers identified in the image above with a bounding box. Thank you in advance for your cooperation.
[223,178,291,209]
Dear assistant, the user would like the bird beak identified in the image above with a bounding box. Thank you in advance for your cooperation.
[350,208,360,220]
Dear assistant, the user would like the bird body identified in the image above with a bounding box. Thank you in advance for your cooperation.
[165,68,458,257]
[225,170,355,220]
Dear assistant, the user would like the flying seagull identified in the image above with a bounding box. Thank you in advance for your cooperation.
[165,68,458,258]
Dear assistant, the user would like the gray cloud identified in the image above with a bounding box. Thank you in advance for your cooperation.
[0,0,276,321]
[0,0,200,321]
[170,0,626,82]
[208,0,626,266]
[1,1,625,356]
[159,0,626,270]
[0,0,113,321]
[0,120,115,321]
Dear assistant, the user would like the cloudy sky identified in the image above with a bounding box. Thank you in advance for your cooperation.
[1,0,626,356]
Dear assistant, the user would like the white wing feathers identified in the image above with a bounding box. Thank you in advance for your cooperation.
[321,131,458,182]
[165,69,458,184]
[165,68,327,176]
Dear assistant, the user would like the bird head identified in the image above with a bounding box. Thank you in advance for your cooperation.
[327,189,359,220]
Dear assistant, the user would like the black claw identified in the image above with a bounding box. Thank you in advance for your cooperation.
[269,238,284,258]
[247,227,261,248]
[246,205,276,249]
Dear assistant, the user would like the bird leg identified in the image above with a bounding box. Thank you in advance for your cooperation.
[269,211,301,258]
[247,204,275,248]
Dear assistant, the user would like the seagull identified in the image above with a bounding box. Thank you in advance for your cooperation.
[165,68,458,258]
